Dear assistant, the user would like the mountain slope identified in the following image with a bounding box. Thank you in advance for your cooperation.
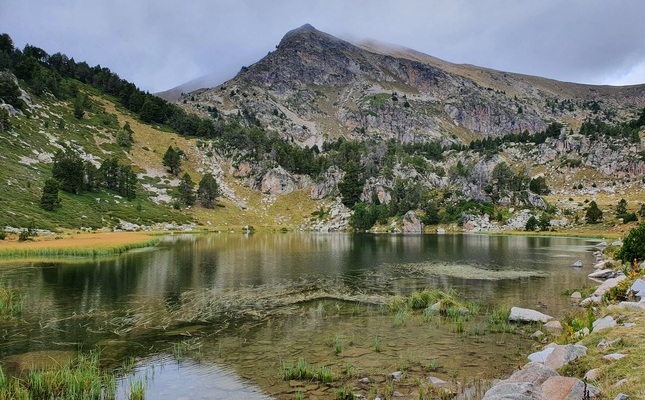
[180,24,645,146]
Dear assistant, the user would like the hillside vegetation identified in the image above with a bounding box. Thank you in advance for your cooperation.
[1,28,644,235]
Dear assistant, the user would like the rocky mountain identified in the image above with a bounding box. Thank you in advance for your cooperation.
[179,24,645,147]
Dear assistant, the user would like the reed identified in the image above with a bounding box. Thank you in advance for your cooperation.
[0,238,160,259]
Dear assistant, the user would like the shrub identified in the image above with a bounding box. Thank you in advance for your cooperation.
[617,221,645,262]
[619,212,638,224]
[525,216,538,231]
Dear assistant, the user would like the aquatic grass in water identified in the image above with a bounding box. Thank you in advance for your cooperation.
[22,352,116,400]
[334,335,342,355]
[0,238,160,259]
[390,262,548,280]
[393,309,410,326]
[280,358,335,383]
[128,379,145,400]
[0,284,23,316]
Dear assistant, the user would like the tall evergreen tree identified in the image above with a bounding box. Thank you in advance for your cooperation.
[338,161,363,208]
[162,146,182,175]
[585,201,603,224]
[177,173,196,206]
[52,148,84,194]
[40,178,61,211]
[198,173,219,208]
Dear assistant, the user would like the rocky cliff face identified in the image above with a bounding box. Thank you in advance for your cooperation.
[181,24,645,147]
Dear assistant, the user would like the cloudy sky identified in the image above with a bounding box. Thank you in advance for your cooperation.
[2,0,644,93]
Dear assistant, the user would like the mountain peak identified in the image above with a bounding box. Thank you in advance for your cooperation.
[279,23,336,46]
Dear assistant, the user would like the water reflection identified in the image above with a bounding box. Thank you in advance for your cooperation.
[0,233,600,398]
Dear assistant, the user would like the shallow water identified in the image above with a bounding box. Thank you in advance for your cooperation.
[0,233,600,399]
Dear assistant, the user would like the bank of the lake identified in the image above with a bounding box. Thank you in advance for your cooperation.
[0,231,161,259]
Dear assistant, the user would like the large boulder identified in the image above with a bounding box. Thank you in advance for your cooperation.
[259,167,297,195]
[509,307,553,323]
[528,344,587,370]
[506,362,558,386]
[310,166,342,199]
[540,376,599,400]
[629,279,645,300]
[402,210,423,233]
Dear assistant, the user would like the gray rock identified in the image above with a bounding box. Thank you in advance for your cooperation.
[427,376,449,387]
[482,381,539,400]
[389,371,402,380]
[527,192,547,210]
[593,241,608,251]
[640,261,645,271]
[508,306,553,323]
[597,338,621,350]
[259,167,297,195]
[629,279,645,299]
[592,275,627,298]
[611,239,623,247]
[622,322,636,327]
[540,376,599,400]
[592,315,617,333]
[543,320,563,334]
[507,362,558,386]
[528,343,587,370]
[570,260,583,268]
[570,292,582,301]
[358,377,370,384]
[584,368,601,381]
[436,228,446,234]
[613,379,628,387]
[592,260,607,269]
[310,166,342,199]
[614,394,629,400]
[602,353,626,361]
[588,268,616,279]
[402,210,423,233]
[530,330,545,340]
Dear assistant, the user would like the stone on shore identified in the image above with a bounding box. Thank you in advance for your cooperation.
[570,291,582,302]
[543,320,563,334]
[506,362,557,386]
[588,269,616,279]
[508,307,553,323]
[602,353,625,361]
[592,315,617,333]
[528,343,587,370]
[629,279,645,299]
[540,376,599,400]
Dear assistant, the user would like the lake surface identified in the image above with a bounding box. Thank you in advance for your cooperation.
[0,233,600,399]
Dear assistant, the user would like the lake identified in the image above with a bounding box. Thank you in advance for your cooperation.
[0,233,600,399]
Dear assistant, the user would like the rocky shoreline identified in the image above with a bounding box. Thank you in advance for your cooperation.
[482,239,645,400]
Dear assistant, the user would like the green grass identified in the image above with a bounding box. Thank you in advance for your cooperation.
[0,238,160,259]
[279,358,335,383]
[0,351,117,400]
[0,83,193,231]
[0,284,23,316]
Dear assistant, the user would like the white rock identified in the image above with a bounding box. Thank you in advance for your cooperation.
[602,353,626,361]
[570,292,582,301]
[592,315,617,333]
[588,268,616,279]
[508,306,553,323]
[629,279,645,299]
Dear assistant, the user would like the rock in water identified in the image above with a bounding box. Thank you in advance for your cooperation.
[570,260,583,268]
[508,306,553,323]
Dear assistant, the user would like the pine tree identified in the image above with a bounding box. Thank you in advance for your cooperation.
[178,173,196,206]
[616,198,627,216]
[585,201,603,224]
[162,146,182,175]
[338,161,363,208]
[198,173,219,208]
[40,178,61,211]
[52,148,85,194]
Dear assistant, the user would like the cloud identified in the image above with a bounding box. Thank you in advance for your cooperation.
[1,0,644,92]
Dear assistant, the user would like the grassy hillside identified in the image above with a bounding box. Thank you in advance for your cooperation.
[0,82,195,230]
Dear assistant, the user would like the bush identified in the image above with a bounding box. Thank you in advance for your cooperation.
[617,221,645,262]
[0,231,6,240]
[619,212,638,224]
[525,216,538,231]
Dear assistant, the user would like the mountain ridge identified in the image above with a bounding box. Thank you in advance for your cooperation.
[178,24,645,147]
